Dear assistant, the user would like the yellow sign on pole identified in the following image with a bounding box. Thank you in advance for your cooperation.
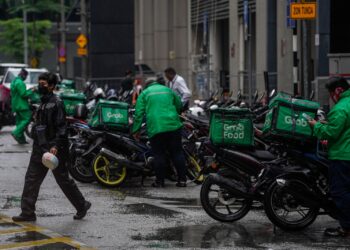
[77,48,88,56]
[76,34,88,48]
[290,3,317,19]
[58,57,66,63]
[30,57,39,68]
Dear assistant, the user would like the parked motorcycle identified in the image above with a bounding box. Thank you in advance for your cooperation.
[263,147,334,231]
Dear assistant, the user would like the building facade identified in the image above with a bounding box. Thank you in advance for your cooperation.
[135,0,350,106]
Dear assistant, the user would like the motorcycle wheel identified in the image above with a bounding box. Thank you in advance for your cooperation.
[200,174,252,222]
[68,152,95,183]
[264,180,319,231]
[92,153,127,187]
[25,121,34,139]
[186,155,204,184]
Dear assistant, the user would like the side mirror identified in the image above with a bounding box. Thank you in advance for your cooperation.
[258,92,266,102]
[253,90,259,103]
[209,104,219,110]
[269,89,276,98]
[237,90,242,100]
[309,90,315,101]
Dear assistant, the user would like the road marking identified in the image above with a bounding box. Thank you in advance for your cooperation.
[0,214,95,250]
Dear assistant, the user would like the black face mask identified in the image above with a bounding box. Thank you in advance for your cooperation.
[38,85,50,96]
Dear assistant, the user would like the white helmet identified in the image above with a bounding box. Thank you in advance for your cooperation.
[42,152,59,170]
[93,88,105,98]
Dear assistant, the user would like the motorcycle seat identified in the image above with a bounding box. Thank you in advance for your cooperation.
[246,150,275,161]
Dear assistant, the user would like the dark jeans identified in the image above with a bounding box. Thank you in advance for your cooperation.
[329,160,350,230]
[150,129,186,183]
[21,145,86,217]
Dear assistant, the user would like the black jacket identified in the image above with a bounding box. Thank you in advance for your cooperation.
[33,93,68,150]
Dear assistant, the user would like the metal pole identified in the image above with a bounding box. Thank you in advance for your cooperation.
[60,0,66,78]
[80,0,88,82]
[22,0,28,65]
[293,24,298,96]
[302,20,309,98]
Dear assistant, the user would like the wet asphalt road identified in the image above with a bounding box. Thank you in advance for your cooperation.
[0,127,350,249]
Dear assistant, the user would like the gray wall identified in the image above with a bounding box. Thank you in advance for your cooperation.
[135,0,190,80]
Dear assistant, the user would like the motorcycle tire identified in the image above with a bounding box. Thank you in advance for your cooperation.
[68,151,95,183]
[200,174,252,222]
[92,153,127,187]
[264,180,319,231]
[186,155,204,184]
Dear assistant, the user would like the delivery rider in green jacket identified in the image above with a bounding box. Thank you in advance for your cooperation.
[132,79,187,187]
[11,69,33,144]
[309,77,350,237]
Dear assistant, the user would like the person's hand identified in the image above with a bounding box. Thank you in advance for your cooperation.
[133,132,141,142]
[308,119,317,127]
[31,86,37,92]
[50,147,58,155]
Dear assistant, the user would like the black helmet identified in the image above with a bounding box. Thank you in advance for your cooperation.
[74,104,88,120]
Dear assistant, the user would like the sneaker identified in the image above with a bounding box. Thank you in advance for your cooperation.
[11,133,28,144]
[12,214,36,222]
[324,227,350,237]
[176,181,187,187]
[74,201,91,220]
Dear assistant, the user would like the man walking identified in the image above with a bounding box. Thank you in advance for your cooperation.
[164,67,192,111]
[132,80,187,187]
[309,77,350,237]
[12,72,91,222]
[10,69,32,144]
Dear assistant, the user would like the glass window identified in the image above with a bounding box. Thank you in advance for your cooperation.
[4,70,19,84]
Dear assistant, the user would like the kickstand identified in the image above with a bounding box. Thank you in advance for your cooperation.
[273,224,277,234]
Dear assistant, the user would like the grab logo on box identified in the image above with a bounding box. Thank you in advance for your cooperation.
[107,112,124,119]
[284,116,308,127]
[223,123,245,139]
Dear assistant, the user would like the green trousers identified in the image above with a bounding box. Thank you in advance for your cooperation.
[12,110,32,141]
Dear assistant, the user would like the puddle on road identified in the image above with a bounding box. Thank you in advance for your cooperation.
[1,196,21,209]
[18,242,79,250]
[132,223,350,249]
[0,222,22,230]
[0,231,49,244]
[122,203,180,218]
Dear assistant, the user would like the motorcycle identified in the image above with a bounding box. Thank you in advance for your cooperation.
[263,146,334,231]
[89,129,204,187]
[67,122,103,183]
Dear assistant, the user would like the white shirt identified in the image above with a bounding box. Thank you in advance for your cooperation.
[168,74,192,104]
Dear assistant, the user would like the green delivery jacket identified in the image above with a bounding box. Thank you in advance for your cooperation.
[132,82,183,138]
[313,89,350,161]
[10,76,33,112]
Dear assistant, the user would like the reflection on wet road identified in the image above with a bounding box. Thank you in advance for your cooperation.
[0,215,94,249]
[133,221,350,249]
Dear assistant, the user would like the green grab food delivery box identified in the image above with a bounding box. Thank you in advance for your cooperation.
[262,92,320,139]
[209,107,254,146]
[89,99,129,131]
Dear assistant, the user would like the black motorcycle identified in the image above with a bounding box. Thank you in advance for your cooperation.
[67,122,103,183]
[90,130,203,187]
[263,150,334,231]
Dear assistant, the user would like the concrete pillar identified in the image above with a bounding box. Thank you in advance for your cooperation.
[172,0,189,80]
[229,0,240,95]
[276,0,294,93]
[153,0,170,71]
[255,0,268,93]
[140,0,155,67]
